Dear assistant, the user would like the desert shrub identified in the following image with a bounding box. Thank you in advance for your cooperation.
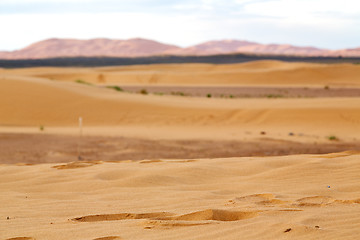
[39,125,44,131]
[266,94,284,98]
[75,79,92,85]
[171,91,185,96]
[328,135,339,141]
[207,94,212,98]
[106,85,123,92]
[324,85,330,90]
[140,89,148,95]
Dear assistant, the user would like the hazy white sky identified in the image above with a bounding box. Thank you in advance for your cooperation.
[0,0,359,51]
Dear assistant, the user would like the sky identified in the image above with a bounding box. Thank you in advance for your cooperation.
[0,0,359,51]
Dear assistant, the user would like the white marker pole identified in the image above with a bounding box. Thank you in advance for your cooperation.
[79,117,83,137]
[78,117,83,160]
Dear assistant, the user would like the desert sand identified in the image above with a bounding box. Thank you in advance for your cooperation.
[2,61,360,87]
[1,152,360,240]
[1,62,360,140]
[1,60,360,239]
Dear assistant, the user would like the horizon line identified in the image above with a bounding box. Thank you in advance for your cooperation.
[1,37,359,52]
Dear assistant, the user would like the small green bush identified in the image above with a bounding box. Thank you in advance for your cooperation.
[171,91,185,96]
[328,135,339,141]
[207,94,212,98]
[266,94,284,98]
[39,125,44,131]
[106,85,123,92]
[75,79,92,85]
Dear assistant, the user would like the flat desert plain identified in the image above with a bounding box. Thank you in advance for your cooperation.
[1,60,360,240]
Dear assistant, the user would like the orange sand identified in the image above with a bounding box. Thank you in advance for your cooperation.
[1,152,360,239]
[1,61,360,240]
[2,61,360,87]
[1,63,360,141]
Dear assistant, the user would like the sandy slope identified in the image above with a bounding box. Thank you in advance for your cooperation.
[1,69,360,141]
[1,152,360,240]
[2,61,360,87]
[1,61,360,240]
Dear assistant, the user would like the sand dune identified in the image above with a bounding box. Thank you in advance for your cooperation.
[1,152,360,239]
[1,71,360,141]
[1,60,360,239]
[3,61,360,87]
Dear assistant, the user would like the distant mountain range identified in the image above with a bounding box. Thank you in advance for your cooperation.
[0,38,359,59]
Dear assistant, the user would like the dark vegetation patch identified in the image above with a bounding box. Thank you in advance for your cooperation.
[106,86,123,92]
[75,79,92,85]
[117,86,360,98]
[1,54,360,68]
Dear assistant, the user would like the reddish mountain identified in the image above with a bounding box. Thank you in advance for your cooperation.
[0,38,359,59]
[333,47,360,57]
[167,40,257,55]
[0,38,181,59]
[235,44,325,56]
[168,40,330,56]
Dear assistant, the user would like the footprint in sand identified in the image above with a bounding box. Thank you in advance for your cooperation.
[73,212,174,222]
[295,196,336,207]
[231,193,288,206]
[143,220,214,229]
[232,194,360,209]
[170,209,258,222]
[6,238,35,240]
[73,209,258,224]
[235,193,275,202]
[295,196,360,207]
